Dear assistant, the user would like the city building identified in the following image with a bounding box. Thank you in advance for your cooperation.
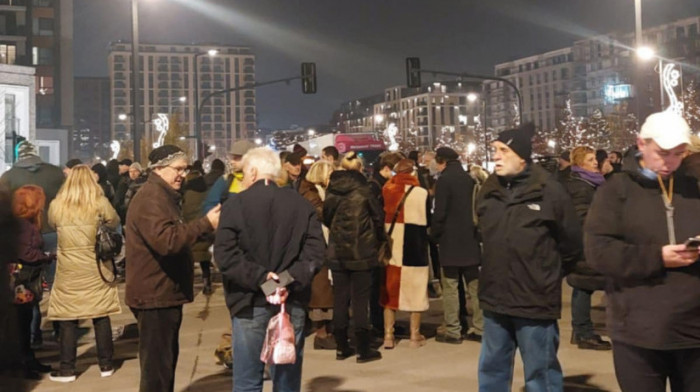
[108,42,256,153]
[73,77,110,161]
[0,63,35,173]
[333,81,482,149]
[0,0,74,130]
[487,15,700,135]
[486,47,574,133]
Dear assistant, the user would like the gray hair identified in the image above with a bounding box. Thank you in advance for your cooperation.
[242,147,281,179]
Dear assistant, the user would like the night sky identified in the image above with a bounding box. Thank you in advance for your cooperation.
[74,0,700,129]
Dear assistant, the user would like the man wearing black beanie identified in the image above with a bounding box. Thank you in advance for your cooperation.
[476,123,582,391]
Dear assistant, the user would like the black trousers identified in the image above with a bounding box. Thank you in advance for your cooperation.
[58,317,113,374]
[613,340,700,392]
[332,269,372,334]
[132,306,183,392]
[369,267,384,332]
[15,303,35,364]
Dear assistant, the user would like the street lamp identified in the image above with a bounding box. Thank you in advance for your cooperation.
[194,48,219,160]
[118,113,128,121]
[130,0,143,162]
[547,139,557,149]
[467,92,478,103]
[467,142,476,154]
[178,96,187,103]
[307,129,315,137]
[255,138,263,145]
[636,46,655,61]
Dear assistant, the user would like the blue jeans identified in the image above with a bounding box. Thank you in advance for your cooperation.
[479,311,562,392]
[41,231,57,286]
[232,304,306,392]
[571,288,594,338]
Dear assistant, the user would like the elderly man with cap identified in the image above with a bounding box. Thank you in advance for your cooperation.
[126,145,221,392]
[585,111,700,392]
[431,146,483,345]
[476,123,581,391]
[202,139,257,213]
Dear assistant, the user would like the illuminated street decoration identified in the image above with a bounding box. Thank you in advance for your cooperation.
[662,62,683,116]
[110,140,120,160]
[384,122,399,151]
[152,113,170,148]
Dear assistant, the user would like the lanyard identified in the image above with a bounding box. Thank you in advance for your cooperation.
[657,174,676,245]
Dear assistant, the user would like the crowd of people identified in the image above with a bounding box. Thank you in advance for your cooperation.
[1,109,700,392]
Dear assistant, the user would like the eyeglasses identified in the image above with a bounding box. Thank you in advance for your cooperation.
[165,165,189,176]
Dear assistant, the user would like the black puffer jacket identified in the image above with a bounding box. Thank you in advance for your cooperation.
[477,164,582,320]
[585,154,700,350]
[324,170,386,271]
[563,170,606,291]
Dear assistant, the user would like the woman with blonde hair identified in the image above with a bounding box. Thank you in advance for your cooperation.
[299,160,336,350]
[324,151,386,363]
[47,165,121,383]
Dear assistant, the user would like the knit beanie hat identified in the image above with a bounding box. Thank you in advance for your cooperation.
[16,141,38,159]
[148,145,187,168]
[65,158,82,169]
[495,122,535,163]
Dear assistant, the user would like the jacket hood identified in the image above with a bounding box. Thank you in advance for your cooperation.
[621,146,666,188]
[13,156,44,172]
[327,170,367,196]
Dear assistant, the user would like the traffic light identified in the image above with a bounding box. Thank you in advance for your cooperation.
[406,57,422,88]
[301,62,317,94]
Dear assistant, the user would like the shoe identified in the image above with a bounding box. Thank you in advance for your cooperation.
[100,365,115,378]
[313,334,337,350]
[435,333,463,345]
[356,329,382,363]
[334,330,355,360]
[576,335,612,351]
[202,277,213,295]
[383,333,396,349]
[409,334,426,348]
[26,360,51,373]
[464,332,483,343]
[31,335,43,350]
[49,371,76,383]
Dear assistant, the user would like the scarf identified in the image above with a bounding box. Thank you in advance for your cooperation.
[572,165,605,186]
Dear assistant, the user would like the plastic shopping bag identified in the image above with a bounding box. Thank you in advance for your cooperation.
[260,302,296,365]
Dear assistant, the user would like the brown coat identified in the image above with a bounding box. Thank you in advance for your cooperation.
[299,178,333,309]
[125,173,213,309]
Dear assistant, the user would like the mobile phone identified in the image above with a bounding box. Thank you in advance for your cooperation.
[260,279,281,296]
[684,237,700,250]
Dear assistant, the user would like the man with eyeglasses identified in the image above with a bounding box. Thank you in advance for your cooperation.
[125,145,221,392]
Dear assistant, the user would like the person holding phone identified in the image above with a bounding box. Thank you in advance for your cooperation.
[585,111,700,392]
[214,147,324,392]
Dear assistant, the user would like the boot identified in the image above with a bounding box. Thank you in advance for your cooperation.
[356,329,382,363]
[202,276,213,295]
[383,308,396,349]
[334,329,355,360]
[409,312,426,348]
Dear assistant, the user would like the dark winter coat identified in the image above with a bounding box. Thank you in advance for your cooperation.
[182,171,212,263]
[122,174,147,221]
[125,173,214,309]
[0,190,22,375]
[563,170,606,291]
[368,170,388,208]
[477,164,582,320]
[0,155,64,233]
[585,154,700,350]
[214,180,325,317]
[431,161,481,267]
[324,170,387,271]
[17,219,52,265]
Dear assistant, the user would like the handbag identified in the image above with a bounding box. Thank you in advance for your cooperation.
[379,186,416,266]
[260,302,297,365]
[95,215,122,284]
[9,263,43,304]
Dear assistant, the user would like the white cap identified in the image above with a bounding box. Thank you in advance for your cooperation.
[639,110,691,150]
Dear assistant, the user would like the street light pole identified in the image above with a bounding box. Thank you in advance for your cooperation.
[131,0,142,162]
[193,50,218,160]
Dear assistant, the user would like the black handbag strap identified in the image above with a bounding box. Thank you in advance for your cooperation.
[96,215,117,284]
[387,186,415,236]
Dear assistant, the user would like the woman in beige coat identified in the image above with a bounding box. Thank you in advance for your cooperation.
[47,165,121,383]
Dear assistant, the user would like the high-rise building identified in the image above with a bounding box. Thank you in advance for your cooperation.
[0,0,73,129]
[73,77,110,161]
[108,42,256,153]
[486,47,574,133]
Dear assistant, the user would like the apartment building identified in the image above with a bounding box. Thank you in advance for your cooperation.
[108,42,256,152]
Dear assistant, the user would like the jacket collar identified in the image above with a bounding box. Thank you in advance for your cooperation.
[148,172,183,203]
[481,164,550,202]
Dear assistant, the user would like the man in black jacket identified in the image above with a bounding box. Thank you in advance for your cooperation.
[431,147,483,344]
[477,123,581,391]
[214,147,324,392]
[585,111,700,392]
